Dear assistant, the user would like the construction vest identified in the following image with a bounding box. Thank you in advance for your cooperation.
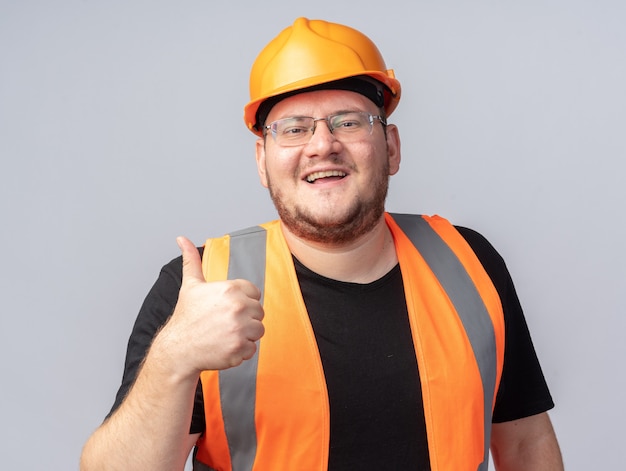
[194,213,505,471]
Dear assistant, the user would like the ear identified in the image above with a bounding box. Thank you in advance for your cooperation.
[255,138,269,188]
[386,124,401,175]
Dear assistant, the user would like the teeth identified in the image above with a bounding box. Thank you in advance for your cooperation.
[306,170,346,183]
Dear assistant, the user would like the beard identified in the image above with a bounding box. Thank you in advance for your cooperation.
[266,158,391,245]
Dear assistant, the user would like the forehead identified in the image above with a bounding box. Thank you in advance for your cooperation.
[266,89,378,122]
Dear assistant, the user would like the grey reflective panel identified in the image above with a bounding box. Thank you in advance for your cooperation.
[227,225,267,305]
[390,214,496,471]
[218,225,267,471]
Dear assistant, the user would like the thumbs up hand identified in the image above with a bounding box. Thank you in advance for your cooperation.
[151,236,265,377]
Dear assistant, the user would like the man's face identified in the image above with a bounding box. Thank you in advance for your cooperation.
[255,89,401,245]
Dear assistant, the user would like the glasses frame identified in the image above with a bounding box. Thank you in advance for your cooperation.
[263,111,387,147]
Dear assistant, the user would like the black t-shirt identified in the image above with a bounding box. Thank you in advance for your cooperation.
[108,225,554,469]
[298,258,431,469]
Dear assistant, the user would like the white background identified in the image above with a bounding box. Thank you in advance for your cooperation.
[1,0,624,469]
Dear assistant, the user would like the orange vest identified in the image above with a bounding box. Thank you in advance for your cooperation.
[194,213,505,471]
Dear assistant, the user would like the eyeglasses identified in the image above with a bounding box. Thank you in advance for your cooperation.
[263,111,387,147]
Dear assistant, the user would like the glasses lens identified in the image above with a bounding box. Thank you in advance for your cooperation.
[330,112,372,138]
[272,117,314,146]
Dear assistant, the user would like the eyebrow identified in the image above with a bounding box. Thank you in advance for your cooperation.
[271,109,367,122]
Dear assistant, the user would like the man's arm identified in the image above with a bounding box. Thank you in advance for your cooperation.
[80,351,202,471]
[491,412,564,471]
[80,237,265,471]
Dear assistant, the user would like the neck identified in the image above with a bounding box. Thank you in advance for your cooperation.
[281,215,398,283]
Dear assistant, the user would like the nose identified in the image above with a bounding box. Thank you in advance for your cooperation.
[305,118,341,155]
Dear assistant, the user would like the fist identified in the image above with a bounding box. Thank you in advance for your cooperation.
[156,236,265,375]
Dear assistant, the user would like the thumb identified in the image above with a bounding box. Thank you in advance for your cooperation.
[177,236,204,283]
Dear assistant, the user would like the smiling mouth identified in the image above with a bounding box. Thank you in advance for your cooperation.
[306,170,347,183]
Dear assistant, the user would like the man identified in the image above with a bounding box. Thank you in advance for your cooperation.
[81,17,563,470]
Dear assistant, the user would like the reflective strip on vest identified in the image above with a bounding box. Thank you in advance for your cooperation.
[203,214,496,470]
[391,213,496,471]
[217,225,267,471]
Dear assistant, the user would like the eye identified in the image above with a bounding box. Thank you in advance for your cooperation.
[332,113,365,131]
[276,118,312,138]
[281,125,309,136]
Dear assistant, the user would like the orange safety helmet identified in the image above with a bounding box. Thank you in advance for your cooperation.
[244,17,401,136]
